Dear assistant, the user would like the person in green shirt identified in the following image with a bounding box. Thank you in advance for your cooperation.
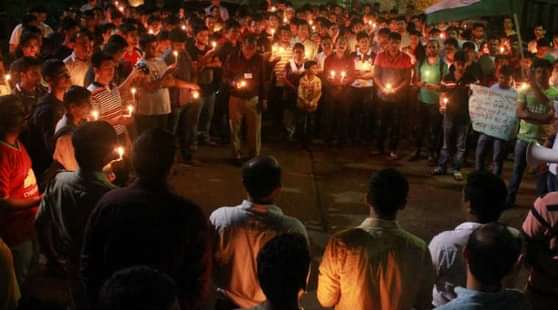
[507,58,558,208]
[410,39,447,162]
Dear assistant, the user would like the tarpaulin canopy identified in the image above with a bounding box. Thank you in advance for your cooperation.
[425,0,523,24]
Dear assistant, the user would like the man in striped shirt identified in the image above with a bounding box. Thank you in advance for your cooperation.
[87,51,138,144]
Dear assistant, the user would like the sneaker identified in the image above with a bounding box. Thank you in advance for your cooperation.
[432,167,446,176]
[453,171,464,181]
[388,152,399,160]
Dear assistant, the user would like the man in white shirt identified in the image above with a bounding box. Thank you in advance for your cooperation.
[429,171,510,306]
[9,6,53,54]
[210,156,308,309]
[134,35,200,135]
[64,31,93,87]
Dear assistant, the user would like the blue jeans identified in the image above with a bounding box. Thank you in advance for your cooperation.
[507,139,529,205]
[475,133,507,177]
[437,114,468,171]
[198,92,216,143]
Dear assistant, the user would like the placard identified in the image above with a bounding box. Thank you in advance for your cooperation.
[469,84,518,141]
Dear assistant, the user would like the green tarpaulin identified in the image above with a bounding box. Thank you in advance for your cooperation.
[426,0,523,24]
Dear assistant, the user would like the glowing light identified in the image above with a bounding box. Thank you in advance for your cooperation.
[312,25,316,32]
[211,41,217,49]
[115,1,119,6]
[237,80,247,89]
[270,28,276,37]
[4,74,10,82]
[131,87,137,96]
[181,24,186,31]
[270,6,277,12]
[118,5,124,12]
[115,146,125,160]
[439,33,446,40]
[192,90,200,99]
[385,83,393,92]
[91,110,99,121]
[148,28,154,35]
[126,105,134,117]
[173,50,179,62]
[330,70,336,79]
[340,71,346,81]
[500,46,505,54]
[309,20,313,26]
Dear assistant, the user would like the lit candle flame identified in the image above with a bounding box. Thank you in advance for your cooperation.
[115,0,119,5]
[131,87,137,96]
[386,83,393,92]
[340,71,346,81]
[211,41,217,49]
[500,46,505,54]
[91,110,99,121]
[330,70,336,79]
[148,28,154,35]
[126,105,134,117]
[283,17,288,24]
[270,29,276,36]
[181,24,186,31]
[192,90,200,99]
[4,74,10,83]
[237,80,247,89]
[309,20,313,26]
[115,146,125,160]
[118,5,124,12]
[439,33,446,40]
[312,25,316,32]
[270,6,277,12]
[443,97,449,104]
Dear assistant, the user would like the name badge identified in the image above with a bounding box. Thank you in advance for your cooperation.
[244,73,253,79]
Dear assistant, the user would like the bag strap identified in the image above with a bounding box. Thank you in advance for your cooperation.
[530,206,558,237]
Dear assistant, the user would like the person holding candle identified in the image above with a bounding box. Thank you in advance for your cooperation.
[322,38,355,146]
[410,39,447,163]
[25,59,72,188]
[433,51,477,181]
[507,58,558,208]
[297,61,322,145]
[224,35,267,165]
[283,43,306,141]
[35,121,118,296]
[373,31,413,159]
[0,95,41,291]
[269,26,294,140]
[187,25,222,147]
[350,31,376,145]
[10,57,46,120]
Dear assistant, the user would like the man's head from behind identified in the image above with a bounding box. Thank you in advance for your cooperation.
[133,129,176,181]
[98,266,180,310]
[0,95,27,138]
[72,121,117,172]
[242,156,282,204]
[367,169,409,219]
[257,234,310,305]
[464,171,507,223]
[465,223,522,287]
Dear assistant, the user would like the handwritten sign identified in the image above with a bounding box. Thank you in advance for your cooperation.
[469,84,518,141]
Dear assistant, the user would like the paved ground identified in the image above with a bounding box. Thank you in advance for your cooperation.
[27,140,536,309]
[168,141,534,309]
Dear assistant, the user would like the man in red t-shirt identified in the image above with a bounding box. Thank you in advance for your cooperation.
[373,32,413,160]
[0,95,41,286]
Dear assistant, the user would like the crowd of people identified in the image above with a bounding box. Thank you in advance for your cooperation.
[0,0,558,309]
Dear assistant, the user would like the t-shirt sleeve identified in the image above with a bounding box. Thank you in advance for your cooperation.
[0,152,11,199]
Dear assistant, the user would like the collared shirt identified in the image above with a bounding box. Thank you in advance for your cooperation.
[434,287,530,310]
[210,200,308,308]
[351,49,376,88]
[87,82,127,135]
[298,74,322,111]
[136,58,171,116]
[224,52,266,100]
[64,52,90,87]
[317,217,435,310]
[36,170,116,267]
[205,4,230,21]
[429,222,482,306]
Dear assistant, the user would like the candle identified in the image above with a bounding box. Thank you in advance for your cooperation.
[173,50,179,63]
[340,70,346,81]
[148,28,154,35]
[126,105,134,117]
[330,70,336,79]
[115,0,119,5]
[372,23,377,29]
[192,90,200,99]
[4,74,11,91]
[181,24,186,31]
[270,6,277,12]
[499,46,505,54]
[441,97,449,111]
[237,80,247,89]
[439,33,446,40]
[312,25,316,32]
[283,16,288,24]
[118,5,124,12]
[270,28,276,37]
[385,83,393,93]
[309,20,313,26]
[211,41,217,49]
[115,146,125,160]
[131,87,137,102]
[519,82,529,91]
[91,109,99,121]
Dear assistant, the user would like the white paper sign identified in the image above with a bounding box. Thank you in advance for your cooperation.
[469,84,518,141]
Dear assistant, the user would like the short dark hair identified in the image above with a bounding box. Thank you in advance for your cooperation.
[466,223,522,286]
[532,58,552,70]
[133,128,176,180]
[388,32,402,41]
[462,41,476,51]
[242,156,282,201]
[444,38,459,49]
[454,50,467,63]
[464,171,507,223]
[99,266,177,310]
[41,59,66,82]
[72,121,117,171]
[139,34,157,51]
[293,42,305,51]
[499,65,514,77]
[92,51,114,69]
[0,95,26,135]
[10,56,41,75]
[304,60,318,70]
[106,34,129,50]
[63,86,91,110]
[257,234,310,304]
[367,169,409,217]
[356,31,369,41]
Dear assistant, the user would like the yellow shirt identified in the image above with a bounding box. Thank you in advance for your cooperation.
[318,217,435,310]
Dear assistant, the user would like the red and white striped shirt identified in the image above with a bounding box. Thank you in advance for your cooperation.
[87,82,127,135]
